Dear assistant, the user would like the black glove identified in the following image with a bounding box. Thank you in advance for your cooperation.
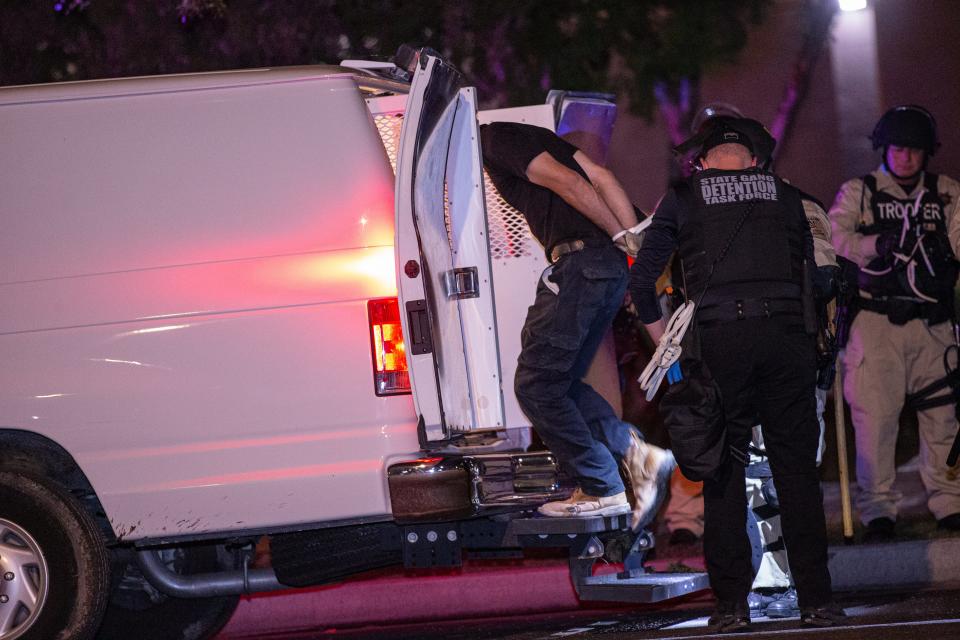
[875,232,900,259]
[812,265,840,302]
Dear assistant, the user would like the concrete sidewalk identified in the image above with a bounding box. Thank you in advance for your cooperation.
[820,463,960,591]
[215,466,960,638]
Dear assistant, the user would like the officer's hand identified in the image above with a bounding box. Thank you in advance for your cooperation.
[813,265,840,301]
[613,230,638,257]
[623,229,643,258]
[612,218,651,258]
[875,232,900,259]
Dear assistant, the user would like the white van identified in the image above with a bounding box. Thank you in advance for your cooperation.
[0,50,705,640]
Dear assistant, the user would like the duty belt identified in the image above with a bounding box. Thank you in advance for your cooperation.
[698,297,803,324]
[549,239,585,263]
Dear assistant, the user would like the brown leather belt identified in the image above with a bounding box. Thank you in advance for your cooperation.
[549,239,585,263]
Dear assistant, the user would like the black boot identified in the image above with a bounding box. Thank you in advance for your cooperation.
[800,602,846,627]
[937,513,960,531]
[708,600,751,633]
[862,517,895,543]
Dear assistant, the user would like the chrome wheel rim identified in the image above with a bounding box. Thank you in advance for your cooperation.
[0,518,49,640]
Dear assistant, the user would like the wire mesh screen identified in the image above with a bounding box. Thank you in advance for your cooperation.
[373,112,404,174]
[373,109,535,260]
[483,171,536,259]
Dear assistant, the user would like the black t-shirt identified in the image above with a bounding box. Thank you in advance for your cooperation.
[480,122,609,257]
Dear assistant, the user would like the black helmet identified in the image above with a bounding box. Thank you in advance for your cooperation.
[690,102,744,135]
[674,116,776,167]
[871,105,940,155]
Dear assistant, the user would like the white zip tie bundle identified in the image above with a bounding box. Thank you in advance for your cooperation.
[638,301,696,401]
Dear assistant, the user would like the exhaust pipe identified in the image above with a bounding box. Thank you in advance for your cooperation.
[136,549,285,598]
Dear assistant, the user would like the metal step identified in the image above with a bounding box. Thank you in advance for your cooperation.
[506,513,631,539]
[504,515,708,605]
[577,572,710,603]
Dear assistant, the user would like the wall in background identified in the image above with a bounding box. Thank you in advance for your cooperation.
[608,0,960,212]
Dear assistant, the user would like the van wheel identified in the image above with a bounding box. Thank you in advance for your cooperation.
[96,546,239,640]
[0,471,110,640]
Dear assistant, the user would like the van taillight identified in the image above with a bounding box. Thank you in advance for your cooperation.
[368,298,411,396]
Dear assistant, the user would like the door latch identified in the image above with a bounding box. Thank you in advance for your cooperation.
[442,267,480,300]
[406,300,433,355]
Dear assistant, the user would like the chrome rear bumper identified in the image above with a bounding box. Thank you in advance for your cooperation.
[387,451,571,521]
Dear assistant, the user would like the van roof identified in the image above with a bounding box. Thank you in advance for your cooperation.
[0,65,377,106]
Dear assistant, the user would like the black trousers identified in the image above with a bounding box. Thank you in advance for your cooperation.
[699,317,832,609]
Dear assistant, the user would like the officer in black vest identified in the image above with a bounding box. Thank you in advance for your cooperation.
[630,117,840,631]
[829,106,960,539]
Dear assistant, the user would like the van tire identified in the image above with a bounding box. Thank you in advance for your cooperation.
[96,547,239,640]
[0,471,110,640]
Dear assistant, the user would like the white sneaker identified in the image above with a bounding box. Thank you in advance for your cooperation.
[538,488,631,518]
[621,431,677,531]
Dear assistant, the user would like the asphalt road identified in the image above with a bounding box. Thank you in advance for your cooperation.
[239,589,960,640]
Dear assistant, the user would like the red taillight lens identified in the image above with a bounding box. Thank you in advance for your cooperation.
[368,298,411,396]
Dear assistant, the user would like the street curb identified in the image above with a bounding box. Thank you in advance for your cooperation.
[828,537,960,592]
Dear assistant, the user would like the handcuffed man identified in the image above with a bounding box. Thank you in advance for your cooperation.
[480,122,675,530]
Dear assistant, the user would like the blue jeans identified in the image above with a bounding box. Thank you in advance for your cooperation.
[514,244,638,497]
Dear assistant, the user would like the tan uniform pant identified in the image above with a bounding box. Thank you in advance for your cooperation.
[664,468,704,537]
[842,309,960,523]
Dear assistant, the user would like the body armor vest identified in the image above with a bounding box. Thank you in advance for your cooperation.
[677,169,806,310]
[857,172,956,304]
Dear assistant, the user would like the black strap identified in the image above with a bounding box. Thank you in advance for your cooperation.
[905,344,960,411]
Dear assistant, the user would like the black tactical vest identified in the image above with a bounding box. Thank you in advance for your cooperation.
[857,172,955,302]
[677,169,806,309]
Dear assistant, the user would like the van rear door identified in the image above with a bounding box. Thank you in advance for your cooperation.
[395,52,503,442]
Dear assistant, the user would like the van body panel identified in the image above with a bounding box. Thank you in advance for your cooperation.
[395,56,503,436]
[0,71,424,540]
[0,65,354,106]
[1,294,423,541]
[0,246,398,335]
[1,76,394,284]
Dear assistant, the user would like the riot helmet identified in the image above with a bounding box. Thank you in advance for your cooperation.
[691,102,744,135]
[674,116,776,169]
[699,120,755,156]
[871,105,940,155]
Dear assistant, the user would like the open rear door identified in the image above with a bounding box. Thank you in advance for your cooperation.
[395,52,504,442]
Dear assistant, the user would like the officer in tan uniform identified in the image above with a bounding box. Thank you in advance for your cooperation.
[829,105,960,540]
